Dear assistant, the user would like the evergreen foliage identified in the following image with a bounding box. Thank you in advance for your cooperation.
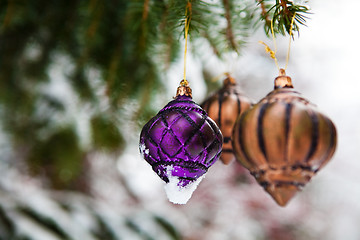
[0,185,180,240]
[0,2,322,239]
[0,0,309,188]
[257,0,309,36]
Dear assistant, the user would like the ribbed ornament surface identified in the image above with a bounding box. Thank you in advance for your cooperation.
[202,77,254,164]
[232,72,337,206]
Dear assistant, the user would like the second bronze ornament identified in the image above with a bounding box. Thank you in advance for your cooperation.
[202,75,254,165]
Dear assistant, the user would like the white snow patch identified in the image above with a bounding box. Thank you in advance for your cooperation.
[139,143,149,158]
[164,166,206,205]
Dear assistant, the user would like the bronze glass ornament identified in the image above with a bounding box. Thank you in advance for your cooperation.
[202,76,254,165]
[232,69,337,206]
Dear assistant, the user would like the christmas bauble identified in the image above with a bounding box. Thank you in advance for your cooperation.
[202,76,254,165]
[232,69,337,206]
[139,80,223,204]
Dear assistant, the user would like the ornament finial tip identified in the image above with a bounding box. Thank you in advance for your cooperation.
[279,68,286,76]
[176,79,192,98]
[274,69,293,89]
[223,74,236,85]
[180,79,189,87]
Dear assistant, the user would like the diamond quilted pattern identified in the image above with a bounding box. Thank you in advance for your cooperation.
[186,134,204,157]
[186,111,203,123]
[148,119,166,145]
[170,113,194,145]
[204,140,221,165]
[199,120,216,148]
[139,95,223,188]
[160,130,182,157]
[164,111,181,127]
[144,138,158,162]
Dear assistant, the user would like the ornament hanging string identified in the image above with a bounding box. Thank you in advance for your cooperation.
[285,14,296,70]
[183,1,192,84]
[270,18,280,70]
[259,13,297,70]
[259,19,279,70]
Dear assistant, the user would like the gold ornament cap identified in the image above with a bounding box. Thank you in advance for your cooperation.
[176,79,192,98]
[274,69,293,89]
[223,73,236,86]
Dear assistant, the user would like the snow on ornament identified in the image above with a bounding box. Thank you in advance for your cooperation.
[201,75,254,165]
[232,69,337,206]
[139,80,223,204]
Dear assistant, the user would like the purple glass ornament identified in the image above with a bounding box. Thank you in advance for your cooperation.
[139,81,223,203]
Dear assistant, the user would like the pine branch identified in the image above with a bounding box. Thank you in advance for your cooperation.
[222,0,238,53]
[0,0,316,191]
[157,0,180,68]
[257,0,271,25]
[200,0,255,57]
[168,0,213,38]
[1,0,15,30]
[72,0,103,102]
[260,0,310,36]
[142,0,150,20]
[202,32,221,58]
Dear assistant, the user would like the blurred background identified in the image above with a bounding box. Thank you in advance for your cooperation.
[0,0,360,239]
